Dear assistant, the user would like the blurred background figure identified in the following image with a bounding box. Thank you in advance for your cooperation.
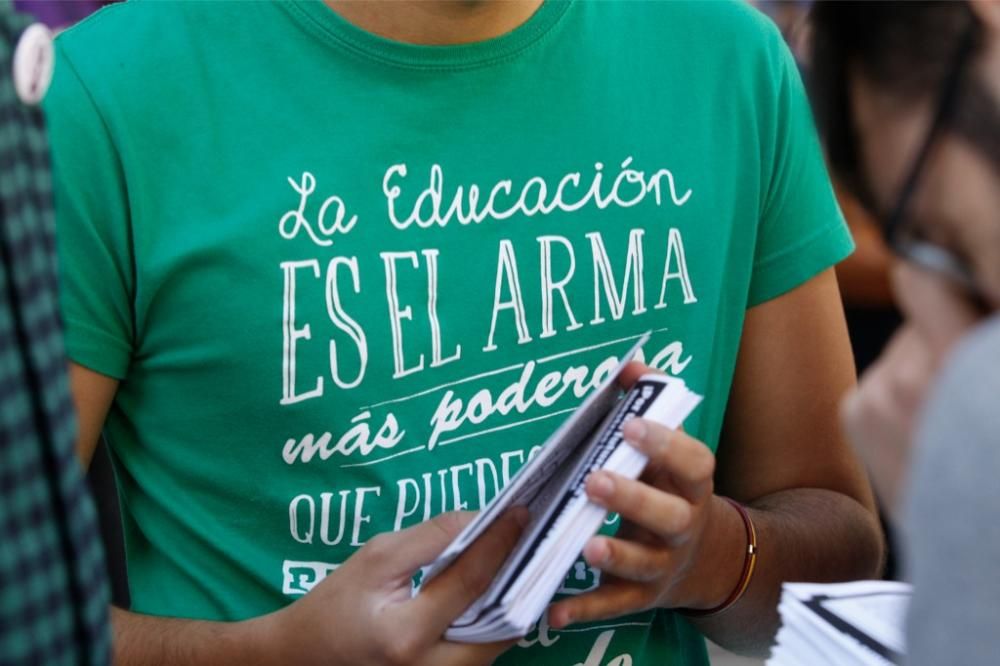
[810,2,1000,664]
[833,189,900,376]
[754,0,810,56]
[757,0,903,382]
[760,0,906,583]
[15,0,131,616]
[0,6,110,664]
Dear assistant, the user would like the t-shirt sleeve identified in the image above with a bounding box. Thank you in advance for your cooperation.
[746,33,854,308]
[45,43,134,379]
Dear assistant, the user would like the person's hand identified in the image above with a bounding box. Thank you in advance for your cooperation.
[840,325,934,514]
[260,509,527,666]
[841,263,983,516]
[547,362,740,628]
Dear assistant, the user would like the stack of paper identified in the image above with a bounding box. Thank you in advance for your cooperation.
[420,333,703,642]
[768,581,912,666]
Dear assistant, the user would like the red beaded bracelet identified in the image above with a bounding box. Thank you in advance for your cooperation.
[681,497,758,618]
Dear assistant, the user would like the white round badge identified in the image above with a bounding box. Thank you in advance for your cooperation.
[13,23,55,106]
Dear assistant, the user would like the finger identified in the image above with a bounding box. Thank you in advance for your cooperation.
[548,580,651,629]
[614,519,662,547]
[876,327,934,414]
[359,511,478,580]
[841,367,917,512]
[582,535,671,583]
[585,471,693,543]
[427,638,519,665]
[847,328,928,440]
[623,418,715,502]
[617,361,656,390]
[402,507,528,637]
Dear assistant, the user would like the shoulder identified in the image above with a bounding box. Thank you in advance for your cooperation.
[53,2,187,102]
[48,0,284,146]
[573,0,792,126]
[586,0,778,33]
[653,0,784,42]
[52,1,272,102]
[580,0,785,62]
[57,1,196,66]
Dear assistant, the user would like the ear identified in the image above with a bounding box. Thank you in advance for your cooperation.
[969,0,1000,33]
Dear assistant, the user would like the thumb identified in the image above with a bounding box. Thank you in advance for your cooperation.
[363,511,476,579]
[618,361,655,389]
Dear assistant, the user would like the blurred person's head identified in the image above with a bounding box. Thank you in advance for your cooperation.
[811,1,1000,321]
[811,2,1000,512]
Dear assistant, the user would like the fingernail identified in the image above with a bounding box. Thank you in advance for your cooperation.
[549,607,572,629]
[588,473,614,498]
[584,537,609,565]
[622,418,647,443]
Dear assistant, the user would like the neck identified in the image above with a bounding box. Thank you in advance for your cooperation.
[323,0,545,45]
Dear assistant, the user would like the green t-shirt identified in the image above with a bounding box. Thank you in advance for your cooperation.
[46,1,851,663]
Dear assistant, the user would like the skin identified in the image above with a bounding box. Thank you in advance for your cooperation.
[113,509,528,666]
[551,268,883,655]
[840,0,1000,517]
[72,271,882,662]
[68,1,883,662]
[326,0,544,45]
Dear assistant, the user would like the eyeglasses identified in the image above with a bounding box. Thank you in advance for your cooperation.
[879,22,986,304]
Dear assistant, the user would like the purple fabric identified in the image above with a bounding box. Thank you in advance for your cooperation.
[14,0,111,29]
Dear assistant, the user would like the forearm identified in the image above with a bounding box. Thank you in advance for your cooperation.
[690,488,884,657]
[111,606,283,666]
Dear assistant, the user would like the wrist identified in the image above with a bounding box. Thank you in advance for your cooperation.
[678,495,748,610]
[233,611,291,666]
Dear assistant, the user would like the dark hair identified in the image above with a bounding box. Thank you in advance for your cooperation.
[809,1,984,208]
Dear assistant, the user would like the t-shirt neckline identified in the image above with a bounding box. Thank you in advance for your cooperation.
[280,0,572,70]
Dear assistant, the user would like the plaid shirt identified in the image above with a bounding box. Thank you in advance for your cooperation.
[0,9,110,665]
